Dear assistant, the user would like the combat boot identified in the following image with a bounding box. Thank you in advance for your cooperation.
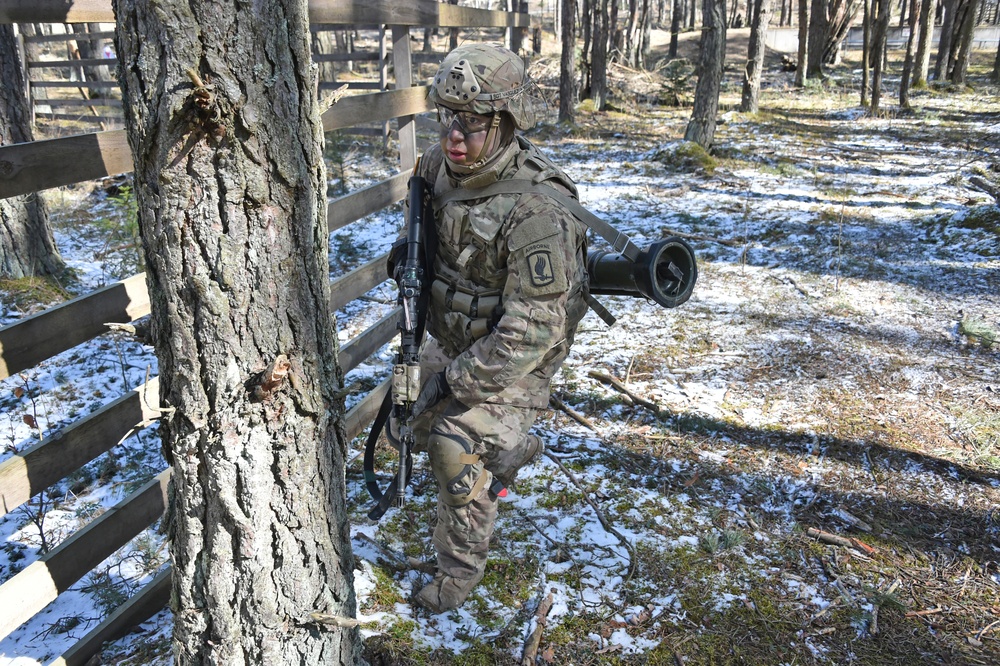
[413,571,484,613]
[492,433,544,489]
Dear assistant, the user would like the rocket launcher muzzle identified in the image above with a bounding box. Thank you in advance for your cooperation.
[586,237,697,309]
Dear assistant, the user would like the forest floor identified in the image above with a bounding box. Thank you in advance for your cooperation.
[1,28,998,666]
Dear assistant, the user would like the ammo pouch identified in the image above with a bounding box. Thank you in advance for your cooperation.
[430,278,503,340]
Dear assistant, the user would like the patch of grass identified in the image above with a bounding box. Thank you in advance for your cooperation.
[363,564,405,611]
[363,619,427,666]
[953,405,1000,470]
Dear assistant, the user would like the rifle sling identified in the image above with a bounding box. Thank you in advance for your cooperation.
[433,181,642,263]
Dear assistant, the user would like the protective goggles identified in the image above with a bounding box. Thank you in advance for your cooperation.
[438,107,494,136]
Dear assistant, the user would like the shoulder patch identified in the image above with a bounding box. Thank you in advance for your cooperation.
[509,218,568,297]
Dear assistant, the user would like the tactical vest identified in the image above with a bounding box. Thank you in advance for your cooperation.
[418,137,586,355]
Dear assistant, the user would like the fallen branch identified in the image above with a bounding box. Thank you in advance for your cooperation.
[544,451,636,584]
[520,591,554,666]
[549,394,597,431]
[905,607,944,618]
[587,370,660,414]
[356,533,434,574]
[969,175,1000,203]
[805,527,876,555]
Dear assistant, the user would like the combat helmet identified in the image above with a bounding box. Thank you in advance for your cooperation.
[429,43,536,131]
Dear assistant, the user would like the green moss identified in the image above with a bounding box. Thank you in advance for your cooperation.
[0,275,72,313]
[652,141,718,174]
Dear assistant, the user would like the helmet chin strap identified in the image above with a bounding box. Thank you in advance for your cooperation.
[467,114,503,170]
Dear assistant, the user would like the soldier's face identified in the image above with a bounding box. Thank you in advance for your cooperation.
[440,110,493,166]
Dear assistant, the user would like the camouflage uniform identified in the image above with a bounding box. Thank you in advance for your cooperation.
[409,44,589,613]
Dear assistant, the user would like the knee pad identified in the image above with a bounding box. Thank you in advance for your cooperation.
[426,433,490,507]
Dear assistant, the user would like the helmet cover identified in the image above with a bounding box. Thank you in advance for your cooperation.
[429,43,536,130]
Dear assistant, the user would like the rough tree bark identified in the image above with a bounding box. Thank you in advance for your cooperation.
[113,0,361,663]
[0,24,65,280]
[741,0,774,112]
[684,0,727,147]
[560,0,579,122]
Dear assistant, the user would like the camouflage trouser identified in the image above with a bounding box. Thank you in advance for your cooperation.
[410,339,543,609]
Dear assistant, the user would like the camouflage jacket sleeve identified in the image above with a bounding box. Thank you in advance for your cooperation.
[444,192,588,407]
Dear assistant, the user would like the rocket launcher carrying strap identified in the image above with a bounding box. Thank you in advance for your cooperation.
[434,181,698,322]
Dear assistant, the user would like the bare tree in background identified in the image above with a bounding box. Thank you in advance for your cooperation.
[899,0,920,107]
[684,0,727,147]
[805,0,829,78]
[114,0,362,662]
[869,0,892,114]
[741,0,773,112]
[795,0,809,85]
[560,0,579,122]
[911,0,934,87]
[670,0,683,58]
[0,24,65,280]
[591,0,611,109]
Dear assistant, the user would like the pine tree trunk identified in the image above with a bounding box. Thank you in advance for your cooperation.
[113,1,361,663]
[900,0,920,107]
[806,0,829,78]
[670,0,683,57]
[862,0,871,105]
[796,0,809,84]
[582,0,593,96]
[870,0,892,113]
[684,0,727,147]
[912,0,934,86]
[994,29,1000,82]
[949,0,980,84]
[592,0,610,109]
[560,0,579,121]
[0,24,64,280]
[741,0,774,112]
[934,0,957,79]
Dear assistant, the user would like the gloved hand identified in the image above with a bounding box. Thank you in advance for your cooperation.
[411,371,451,417]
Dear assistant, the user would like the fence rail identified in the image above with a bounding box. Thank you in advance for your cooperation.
[0,1,530,661]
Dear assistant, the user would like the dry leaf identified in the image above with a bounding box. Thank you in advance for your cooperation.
[14,387,24,399]
[541,646,556,663]
[23,414,37,428]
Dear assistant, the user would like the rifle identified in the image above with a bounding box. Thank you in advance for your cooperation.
[364,174,433,521]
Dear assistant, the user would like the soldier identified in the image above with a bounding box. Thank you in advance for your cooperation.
[404,43,590,613]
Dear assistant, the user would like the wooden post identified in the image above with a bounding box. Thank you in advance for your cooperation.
[391,25,417,172]
[380,25,392,150]
[13,24,32,125]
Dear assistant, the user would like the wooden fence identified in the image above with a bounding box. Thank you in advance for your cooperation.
[0,1,529,663]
